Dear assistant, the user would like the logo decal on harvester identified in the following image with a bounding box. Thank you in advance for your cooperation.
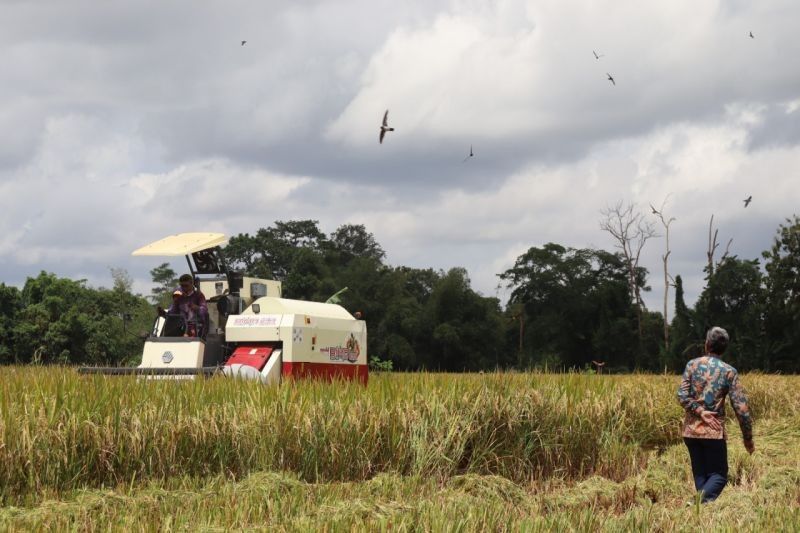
[162,351,174,364]
[292,328,303,343]
[230,315,280,327]
[322,333,360,363]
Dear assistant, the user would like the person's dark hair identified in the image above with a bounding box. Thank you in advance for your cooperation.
[706,327,729,355]
[179,274,193,284]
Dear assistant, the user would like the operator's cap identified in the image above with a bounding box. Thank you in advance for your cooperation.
[172,289,183,297]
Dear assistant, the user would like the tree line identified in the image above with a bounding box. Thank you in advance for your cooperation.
[0,215,798,372]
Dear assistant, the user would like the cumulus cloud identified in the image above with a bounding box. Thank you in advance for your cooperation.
[328,1,799,156]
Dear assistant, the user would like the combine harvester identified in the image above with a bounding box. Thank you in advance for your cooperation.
[79,233,367,384]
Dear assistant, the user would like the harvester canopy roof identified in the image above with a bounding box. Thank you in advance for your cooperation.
[132,233,227,256]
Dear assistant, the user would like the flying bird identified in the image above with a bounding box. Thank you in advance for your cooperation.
[462,144,474,162]
[749,31,754,39]
[379,110,394,144]
[743,195,752,207]
[606,73,616,86]
[593,50,604,60]
[650,204,659,215]
[241,40,247,46]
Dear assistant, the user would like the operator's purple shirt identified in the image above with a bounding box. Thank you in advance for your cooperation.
[167,288,208,326]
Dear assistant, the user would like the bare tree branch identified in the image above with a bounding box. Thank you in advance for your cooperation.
[719,238,734,265]
[706,215,733,275]
[707,215,720,276]
[651,195,675,350]
[600,201,658,358]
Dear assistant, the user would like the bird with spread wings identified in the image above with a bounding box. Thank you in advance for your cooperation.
[379,110,394,144]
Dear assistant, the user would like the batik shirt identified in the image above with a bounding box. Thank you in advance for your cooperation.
[677,356,753,441]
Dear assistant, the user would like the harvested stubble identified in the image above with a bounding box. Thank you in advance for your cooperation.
[2,437,800,533]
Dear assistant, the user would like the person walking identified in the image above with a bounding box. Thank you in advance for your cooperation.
[677,326,754,503]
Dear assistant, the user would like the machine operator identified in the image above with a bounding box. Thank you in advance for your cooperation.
[159,274,209,338]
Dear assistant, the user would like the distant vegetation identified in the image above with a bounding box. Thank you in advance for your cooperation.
[0,215,798,372]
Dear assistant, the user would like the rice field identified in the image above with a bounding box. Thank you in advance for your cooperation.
[0,368,798,531]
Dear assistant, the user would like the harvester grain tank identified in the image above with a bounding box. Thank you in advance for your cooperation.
[79,233,367,384]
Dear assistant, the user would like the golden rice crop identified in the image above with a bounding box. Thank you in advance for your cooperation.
[0,368,795,507]
[1,369,799,531]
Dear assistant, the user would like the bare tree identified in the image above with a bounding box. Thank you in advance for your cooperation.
[706,215,733,277]
[650,198,676,351]
[600,201,658,348]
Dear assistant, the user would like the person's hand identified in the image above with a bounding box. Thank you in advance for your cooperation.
[190,303,199,311]
[744,439,755,454]
[700,410,722,431]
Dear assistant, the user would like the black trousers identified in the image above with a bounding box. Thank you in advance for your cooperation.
[683,437,728,502]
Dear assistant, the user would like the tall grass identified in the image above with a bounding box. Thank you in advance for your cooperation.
[0,368,792,506]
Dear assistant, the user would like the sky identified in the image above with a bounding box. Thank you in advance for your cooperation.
[1,0,798,318]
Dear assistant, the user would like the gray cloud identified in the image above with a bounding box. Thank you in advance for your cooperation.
[1,0,799,316]
[746,100,800,150]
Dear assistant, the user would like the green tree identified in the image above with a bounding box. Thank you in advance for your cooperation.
[367,267,434,370]
[499,244,641,370]
[283,246,331,301]
[329,224,386,265]
[761,215,800,371]
[666,275,699,371]
[421,268,505,371]
[225,220,329,283]
[0,283,21,363]
[149,263,178,306]
[10,272,152,365]
[110,267,133,293]
[693,257,765,371]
